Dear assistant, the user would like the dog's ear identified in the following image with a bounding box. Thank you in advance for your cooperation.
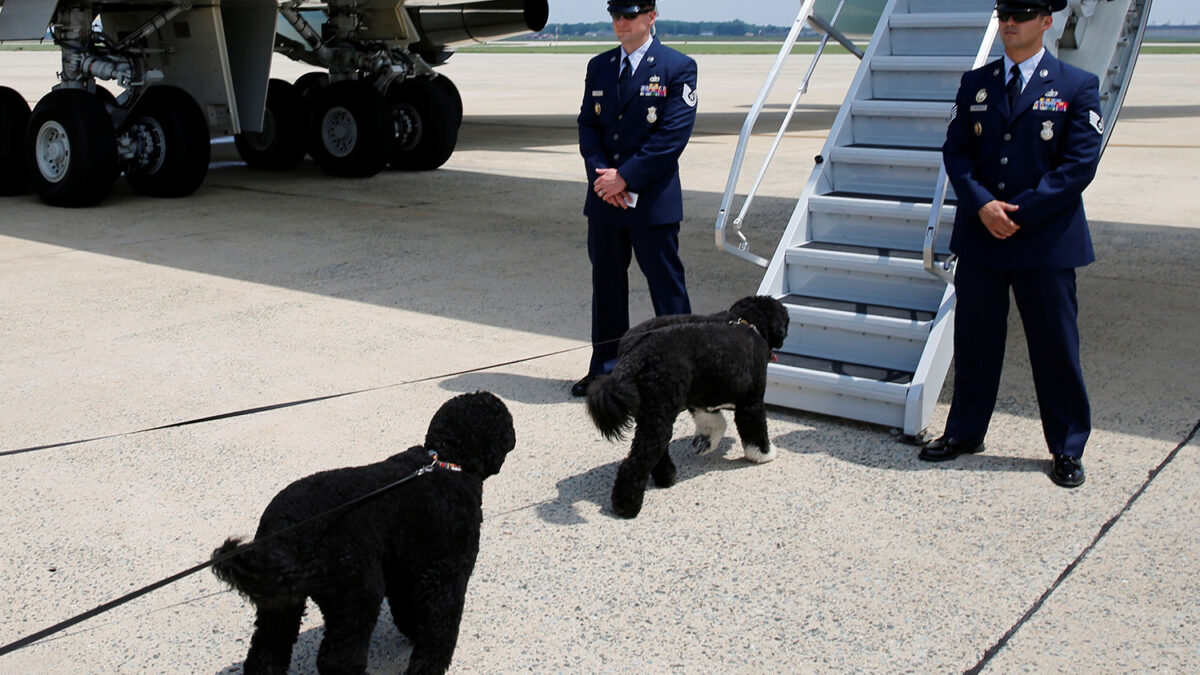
[765,298,790,349]
[730,295,789,349]
[425,391,516,477]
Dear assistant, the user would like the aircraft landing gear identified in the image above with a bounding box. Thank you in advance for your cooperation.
[432,74,464,130]
[121,86,211,198]
[308,80,395,177]
[235,78,307,170]
[0,86,32,196]
[26,89,119,208]
[387,76,459,171]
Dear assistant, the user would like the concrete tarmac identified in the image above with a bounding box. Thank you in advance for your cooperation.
[1,51,1198,673]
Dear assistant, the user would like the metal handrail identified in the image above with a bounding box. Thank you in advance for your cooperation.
[922,11,999,283]
[713,0,823,267]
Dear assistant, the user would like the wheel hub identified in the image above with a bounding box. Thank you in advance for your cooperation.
[321,106,357,158]
[35,121,71,183]
[392,103,422,152]
[125,115,167,174]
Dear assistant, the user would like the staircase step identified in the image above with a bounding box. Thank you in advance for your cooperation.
[825,190,956,206]
[780,293,932,371]
[889,12,997,57]
[806,194,954,252]
[783,242,946,311]
[907,0,995,13]
[850,99,953,149]
[784,293,935,323]
[774,352,914,385]
[827,146,948,199]
[765,356,911,429]
[869,55,976,100]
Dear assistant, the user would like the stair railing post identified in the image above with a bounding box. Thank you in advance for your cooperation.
[923,10,1000,282]
[715,0,821,266]
[730,1,858,268]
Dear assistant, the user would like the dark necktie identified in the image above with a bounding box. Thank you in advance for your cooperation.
[1007,64,1023,110]
[620,56,632,85]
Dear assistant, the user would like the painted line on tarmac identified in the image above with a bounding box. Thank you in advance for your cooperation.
[964,416,1200,674]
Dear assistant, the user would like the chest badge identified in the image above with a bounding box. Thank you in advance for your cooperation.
[976,89,988,103]
[1041,120,1055,141]
[647,106,658,123]
[595,103,602,115]
[974,122,983,136]
[649,74,660,84]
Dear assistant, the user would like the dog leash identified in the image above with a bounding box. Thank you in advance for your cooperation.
[0,327,682,459]
[0,322,739,653]
[0,452,451,657]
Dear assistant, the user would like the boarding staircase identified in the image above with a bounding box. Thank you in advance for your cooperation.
[716,0,1152,437]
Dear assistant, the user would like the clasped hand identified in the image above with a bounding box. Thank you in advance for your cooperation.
[978,200,1020,239]
[593,168,630,209]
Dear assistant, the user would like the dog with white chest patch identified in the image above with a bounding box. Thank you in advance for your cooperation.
[586,295,790,518]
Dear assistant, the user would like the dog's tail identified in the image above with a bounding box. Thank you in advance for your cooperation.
[211,537,301,602]
[586,374,640,441]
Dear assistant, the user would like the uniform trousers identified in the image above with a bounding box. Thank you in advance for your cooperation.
[946,261,1091,458]
[587,219,691,375]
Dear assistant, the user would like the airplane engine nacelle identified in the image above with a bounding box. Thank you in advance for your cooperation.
[406,0,549,53]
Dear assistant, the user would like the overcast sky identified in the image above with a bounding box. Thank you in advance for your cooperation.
[548,0,1198,25]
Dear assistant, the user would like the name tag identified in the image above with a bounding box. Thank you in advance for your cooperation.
[970,104,988,112]
[592,90,604,97]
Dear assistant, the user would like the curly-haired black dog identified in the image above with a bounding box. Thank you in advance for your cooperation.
[211,391,515,675]
[587,295,789,518]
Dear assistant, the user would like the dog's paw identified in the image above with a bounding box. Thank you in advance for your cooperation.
[743,444,776,464]
[690,410,727,447]
[611,486,645,519]
[691,434,714,455]
[652,461,678,488]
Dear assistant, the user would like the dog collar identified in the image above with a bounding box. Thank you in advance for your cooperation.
[730,317,761,337]
[731,317,778,361]
[427,450,463,472]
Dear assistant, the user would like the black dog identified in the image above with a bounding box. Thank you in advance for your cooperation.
[587,295,789,518]
[211,391,515,675]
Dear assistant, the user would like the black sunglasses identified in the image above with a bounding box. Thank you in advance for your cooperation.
[997,10,1047,23]
[610,9,649,21]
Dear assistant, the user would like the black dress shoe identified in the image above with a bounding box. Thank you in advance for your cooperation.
[570,374,600,398]
[1050,454,1086,488]
[918,435,985,462]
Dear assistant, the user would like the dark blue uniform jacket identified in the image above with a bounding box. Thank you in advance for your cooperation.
[578,38,698,227]
[944,52,1104,269]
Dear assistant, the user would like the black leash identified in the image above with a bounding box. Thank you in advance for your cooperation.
[0,452,449,657]
[0,322,717,654]
[0,343,593,458]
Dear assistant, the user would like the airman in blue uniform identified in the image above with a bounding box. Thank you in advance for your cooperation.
[571,0,699,397]
[919,0,1105,488]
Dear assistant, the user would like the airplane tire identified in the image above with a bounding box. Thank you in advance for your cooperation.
[122,86,211,198]
[26,89,118,207]
[293,71,329,104]
[0,86,31,196]
[308,80,394,178]
[432,74,464,129]
[387,77,458,171]
[235,78,307,170]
